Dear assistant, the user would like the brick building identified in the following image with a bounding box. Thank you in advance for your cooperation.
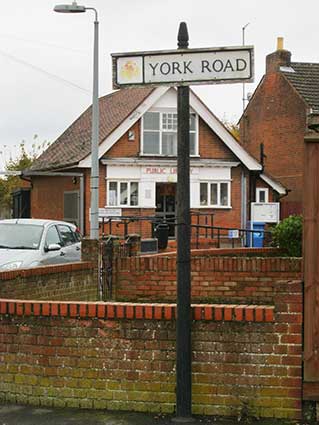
[26,86,284,236]
[239,38,319,218]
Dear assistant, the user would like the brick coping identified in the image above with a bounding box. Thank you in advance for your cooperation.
[0,300,274,322]
[0,261,93,281]
[147,247,284,257]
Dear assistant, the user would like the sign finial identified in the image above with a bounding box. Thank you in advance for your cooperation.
[178,22,189,49]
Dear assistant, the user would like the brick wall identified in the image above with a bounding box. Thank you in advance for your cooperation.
[0,262,97,301]
[0,239,99,301]
[114,255,301,304]
[31,175,80,221]
[240,69,307,215]
[0,299,302,419]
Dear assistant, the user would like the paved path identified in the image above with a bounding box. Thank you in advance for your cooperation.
[0,404,306,425]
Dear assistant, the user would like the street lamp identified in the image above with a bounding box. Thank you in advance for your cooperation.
[54,1,100,240]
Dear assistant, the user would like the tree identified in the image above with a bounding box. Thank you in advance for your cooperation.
[0,136,50,212]
[221,117,240,141]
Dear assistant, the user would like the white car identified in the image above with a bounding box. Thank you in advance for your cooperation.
[0,219,81,271]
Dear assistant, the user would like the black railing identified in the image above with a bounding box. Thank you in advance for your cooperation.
[99,214,272,251]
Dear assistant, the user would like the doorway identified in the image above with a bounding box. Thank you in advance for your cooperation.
[155,183,176,237]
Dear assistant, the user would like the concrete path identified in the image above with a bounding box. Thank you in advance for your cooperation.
[0,404,306,425]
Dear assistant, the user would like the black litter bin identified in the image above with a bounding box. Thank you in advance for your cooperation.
[154,222,169,250]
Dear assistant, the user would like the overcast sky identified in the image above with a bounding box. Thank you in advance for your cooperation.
[0,0,318,170]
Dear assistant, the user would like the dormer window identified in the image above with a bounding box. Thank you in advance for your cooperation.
[141,111,198,156]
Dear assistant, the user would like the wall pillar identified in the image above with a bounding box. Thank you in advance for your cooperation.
[303,113,319,386]
[81,238,99,298]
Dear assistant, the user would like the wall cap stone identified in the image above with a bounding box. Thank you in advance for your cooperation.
[0,299,274,322]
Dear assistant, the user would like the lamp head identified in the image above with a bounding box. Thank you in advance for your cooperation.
[54,1,86,13]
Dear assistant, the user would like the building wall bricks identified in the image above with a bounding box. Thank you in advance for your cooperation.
[30,113,266,237]
[31,175,80,221]
[240,65,307,217]
[0,298,302,419]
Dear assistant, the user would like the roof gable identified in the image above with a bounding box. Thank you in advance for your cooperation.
[32,85,262,173]
[79,86,261,171]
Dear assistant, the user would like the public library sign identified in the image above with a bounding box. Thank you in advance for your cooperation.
[112,46,254,88]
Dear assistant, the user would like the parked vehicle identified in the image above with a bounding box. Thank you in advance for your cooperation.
[0,219,81,271]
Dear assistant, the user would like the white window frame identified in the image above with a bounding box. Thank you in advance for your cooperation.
[199,181,231,208]
[256,188,269,203]
[141,111,199,156]
[107,180,139,207]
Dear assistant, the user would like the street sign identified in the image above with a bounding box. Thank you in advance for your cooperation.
[112,46,254,89]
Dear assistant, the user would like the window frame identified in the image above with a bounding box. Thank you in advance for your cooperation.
[107,180,140,207]
[141,111,198,157]
[256,187,269,203]
[199,181,231,208]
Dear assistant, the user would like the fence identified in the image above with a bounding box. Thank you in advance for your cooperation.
[100,214,272,251]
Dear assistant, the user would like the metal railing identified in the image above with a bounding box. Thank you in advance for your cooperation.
[99,214,272,251]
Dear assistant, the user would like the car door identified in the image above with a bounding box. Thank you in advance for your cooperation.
[56,224,81,263]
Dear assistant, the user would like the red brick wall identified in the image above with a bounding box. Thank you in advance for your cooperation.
[0,240,98,302]
[107,121,140,157]
[0,262,97,301]
[31,175,80,221]
[0,299,302,419]
[240,72,307,215]
[114,256,301,304]
[199,118,238,160]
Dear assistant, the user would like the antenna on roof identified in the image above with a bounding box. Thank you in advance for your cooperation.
[242,23,250,112]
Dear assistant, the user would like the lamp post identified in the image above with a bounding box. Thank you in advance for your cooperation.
[54,1,100,240]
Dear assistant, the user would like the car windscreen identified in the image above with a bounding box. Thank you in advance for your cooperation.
[0,224,44,250]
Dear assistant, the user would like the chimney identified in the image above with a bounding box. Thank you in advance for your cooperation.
[266,37,291,74]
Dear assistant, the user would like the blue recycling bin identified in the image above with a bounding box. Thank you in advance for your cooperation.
[246,221,265,248]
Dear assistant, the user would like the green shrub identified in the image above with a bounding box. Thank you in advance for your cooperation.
[271,215,302,257]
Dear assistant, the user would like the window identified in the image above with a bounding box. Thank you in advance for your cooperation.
[45,226,61,247]
[200,182,230,207]
[108,181,139,207]
[256,188,269,203]
[64,191,79,226]
[57,225,76,246]
[142,111,197,156]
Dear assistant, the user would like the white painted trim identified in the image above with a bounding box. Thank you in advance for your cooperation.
[78,86,170,168]
[189,91,262,171]
[260,173,287,195]
[101,157,240,168]
[256,187,269,203]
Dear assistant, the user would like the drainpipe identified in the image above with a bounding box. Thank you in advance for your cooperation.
[241,171,247,233]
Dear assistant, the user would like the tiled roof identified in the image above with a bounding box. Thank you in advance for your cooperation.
[31,87,154,171]
[282,62,319,111]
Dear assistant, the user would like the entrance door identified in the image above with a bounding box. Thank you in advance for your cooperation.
[155,183,176,237]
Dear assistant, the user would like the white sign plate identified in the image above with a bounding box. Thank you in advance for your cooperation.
[112,46,254,88]
[89,208,122,222]
[251,202,280,223]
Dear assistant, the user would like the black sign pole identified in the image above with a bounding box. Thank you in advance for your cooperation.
[174,22,193,423]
